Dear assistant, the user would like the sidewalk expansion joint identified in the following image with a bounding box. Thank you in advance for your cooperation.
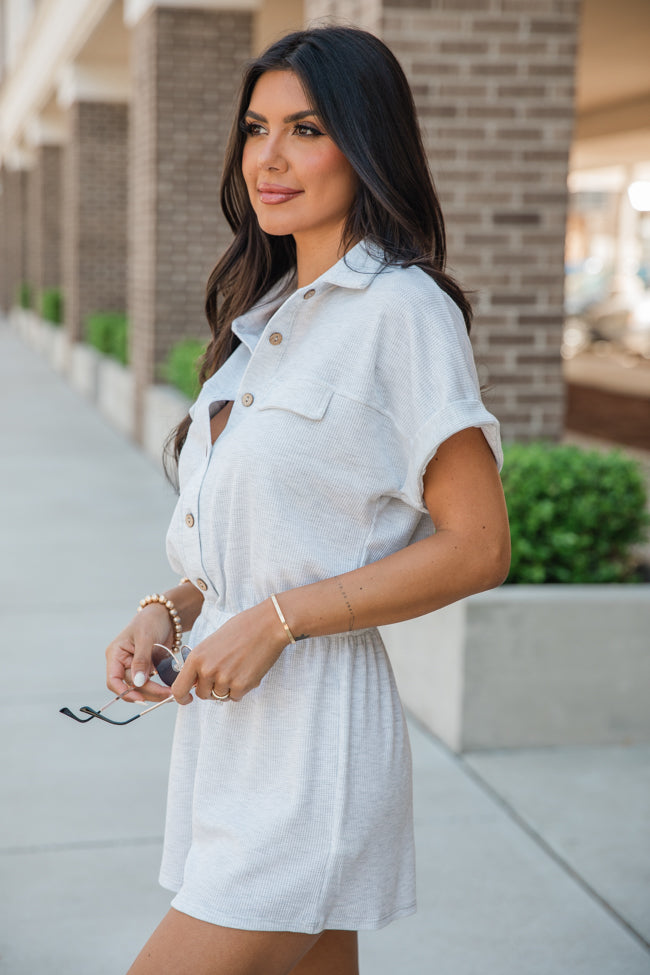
[409,714,650,956]
[0,836,163,857]
[460,755,650,955]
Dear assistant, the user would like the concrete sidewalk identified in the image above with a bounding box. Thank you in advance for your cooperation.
[1,320,648,974]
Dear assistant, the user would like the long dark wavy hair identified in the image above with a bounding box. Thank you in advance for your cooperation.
[166,25,472,476]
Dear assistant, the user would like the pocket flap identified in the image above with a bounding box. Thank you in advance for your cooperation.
[258,380,333,420]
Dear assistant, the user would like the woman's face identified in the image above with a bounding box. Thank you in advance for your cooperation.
[241,70,358,248]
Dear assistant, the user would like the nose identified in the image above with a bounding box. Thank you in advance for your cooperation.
[257,134,287,172]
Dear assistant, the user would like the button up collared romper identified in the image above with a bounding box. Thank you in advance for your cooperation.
[161,241,502,933]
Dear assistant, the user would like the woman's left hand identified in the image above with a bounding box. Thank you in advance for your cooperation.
[171,599,288,704]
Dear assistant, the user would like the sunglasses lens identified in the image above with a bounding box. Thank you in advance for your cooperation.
[152,645,191,686]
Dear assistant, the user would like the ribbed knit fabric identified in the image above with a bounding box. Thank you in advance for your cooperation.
[160,241,502,932]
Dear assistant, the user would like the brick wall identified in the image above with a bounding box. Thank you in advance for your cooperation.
[35,145,63,296]
[307,0,580,442]
[25,165,39,299]
[129,6,252,436]
[23,145,63,312]
[62,101,128,341]
[0,167,28,311]
[305,0,381,31]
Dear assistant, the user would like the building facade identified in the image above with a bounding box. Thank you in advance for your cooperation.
[1,0,648,445]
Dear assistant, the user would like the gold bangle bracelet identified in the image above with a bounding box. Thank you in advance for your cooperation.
[270,593,296,645]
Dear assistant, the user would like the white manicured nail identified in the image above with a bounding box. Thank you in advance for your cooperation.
[133,672,147,688]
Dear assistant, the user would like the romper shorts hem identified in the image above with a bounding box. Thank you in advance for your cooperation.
[161,882,417,933]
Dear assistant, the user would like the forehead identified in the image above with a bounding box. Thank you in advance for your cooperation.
[246,69,312,110]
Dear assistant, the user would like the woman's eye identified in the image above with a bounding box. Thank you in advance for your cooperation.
[294,123,323,137]
[240,120,266,136]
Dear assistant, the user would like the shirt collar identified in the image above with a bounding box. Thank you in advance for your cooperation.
[231,272,294,351]
[229,240,387,349]
[317,239,387,290]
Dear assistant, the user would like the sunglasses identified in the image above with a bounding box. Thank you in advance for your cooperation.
[60,644,191,726]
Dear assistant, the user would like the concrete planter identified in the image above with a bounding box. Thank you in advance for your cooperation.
[97,356,136,439]
[11,309,70,371]
[143,383,191,469]
[10,307,191,455]
[70,342,102,402]
[381,584,650,752]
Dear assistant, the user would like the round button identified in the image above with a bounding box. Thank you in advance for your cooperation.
[304,289,316,300]
[269,332,283,345]
[241,392,254,407]
[185,513,195,528]
[196,578,208,592]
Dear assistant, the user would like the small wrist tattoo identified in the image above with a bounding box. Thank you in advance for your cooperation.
[336,580,356,631]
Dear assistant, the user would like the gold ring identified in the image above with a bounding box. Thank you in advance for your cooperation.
[210,688,231,701]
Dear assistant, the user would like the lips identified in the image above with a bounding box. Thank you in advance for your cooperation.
[257,183,303,205]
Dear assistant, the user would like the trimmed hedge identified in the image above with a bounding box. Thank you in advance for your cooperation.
[40,287,63,325]
[162,338,206,400]
[502,442,649,584]
[85,312,129,365]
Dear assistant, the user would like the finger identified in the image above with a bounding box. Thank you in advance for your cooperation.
[171,659,196,705]
[106,645,143,701]
[132,676,175,703]
[195,672,225,701]
[130,639,155,693]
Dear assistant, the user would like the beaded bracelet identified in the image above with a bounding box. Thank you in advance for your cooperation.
[138,594,183,653]
[270,593,296,645]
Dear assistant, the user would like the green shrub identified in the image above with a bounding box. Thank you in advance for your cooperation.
[85,312,129,365]
[40,287,63,325]
[502,442,649,584]
[17,281,32,309]
[161,338,206,400]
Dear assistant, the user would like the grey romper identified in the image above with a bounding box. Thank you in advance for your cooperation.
[160,241,502,932]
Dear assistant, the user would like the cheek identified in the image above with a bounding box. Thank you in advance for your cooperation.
[241,146,254,187]
[312,149,357,201]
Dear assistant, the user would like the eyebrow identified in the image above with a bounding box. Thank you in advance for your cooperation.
[243,109,319,123]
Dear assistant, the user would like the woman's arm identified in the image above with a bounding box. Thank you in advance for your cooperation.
[172,427,510,704]
[280,426,510,637]
[105,580,205,702]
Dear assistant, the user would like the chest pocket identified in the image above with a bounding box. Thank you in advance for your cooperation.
[258,379,333,420]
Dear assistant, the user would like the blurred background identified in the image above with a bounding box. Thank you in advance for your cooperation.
[1,4,650,973]
[1,0,649,453]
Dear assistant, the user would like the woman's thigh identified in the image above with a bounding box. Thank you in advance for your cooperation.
[289,930,359,974]
[126,909,321,975]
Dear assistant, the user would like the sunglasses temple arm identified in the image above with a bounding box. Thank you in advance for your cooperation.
[96,687,136,714]
[138,695,175,717]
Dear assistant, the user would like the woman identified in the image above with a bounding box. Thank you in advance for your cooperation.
[106,25,510,975]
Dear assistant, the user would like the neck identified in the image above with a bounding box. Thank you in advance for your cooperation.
[294,227,354,289]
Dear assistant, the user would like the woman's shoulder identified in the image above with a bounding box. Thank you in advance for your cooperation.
[357,260,469,348]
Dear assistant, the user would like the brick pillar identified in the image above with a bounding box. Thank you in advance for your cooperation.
[32,145,63,302]
[0,166,28,311]
[0,167,12,312]
[25,164,39,301]
[62,101,128,342]
[306,0,580,443]
[129,6,252,440]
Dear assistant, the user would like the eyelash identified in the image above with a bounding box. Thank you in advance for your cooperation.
[240,120,324,138]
